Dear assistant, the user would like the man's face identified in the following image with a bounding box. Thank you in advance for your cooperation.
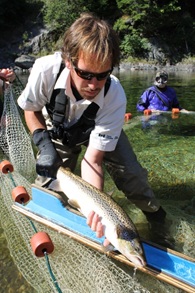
[65,55,112,100]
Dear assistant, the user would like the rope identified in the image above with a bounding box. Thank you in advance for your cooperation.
[7,171,17,187]
[44,252,63,293]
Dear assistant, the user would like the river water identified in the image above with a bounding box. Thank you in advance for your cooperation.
[0,69,195,292]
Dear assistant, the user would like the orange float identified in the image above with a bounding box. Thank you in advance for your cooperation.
[124,112,132,122]
[172,108,180,114]
[144,109,152,115]
[11,186,30,204]
[0,160,14,173]
[30,231,54,257]
[172,113,179,119]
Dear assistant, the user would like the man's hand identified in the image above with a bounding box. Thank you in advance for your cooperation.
[33,129,62,178]
[0,69,15,82]
[87,211,110,247]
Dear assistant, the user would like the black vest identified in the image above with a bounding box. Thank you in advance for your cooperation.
[46,64,111,148]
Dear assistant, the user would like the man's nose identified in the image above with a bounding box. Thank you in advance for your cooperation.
[88,77,99,89]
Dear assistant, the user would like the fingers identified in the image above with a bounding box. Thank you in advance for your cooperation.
[6,72,16,83]
[86,210,95,226]
[87,211,110,247]
[95,221,104,238]
[103,238,111,247]
[0,71,7,81]
[0,69,15,82]
[87,211,104,238]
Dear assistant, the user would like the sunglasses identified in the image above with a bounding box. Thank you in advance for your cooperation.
[156,76,167,82]
[72,63,112,81]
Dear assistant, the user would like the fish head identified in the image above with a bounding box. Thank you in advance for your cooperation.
[116,226,146,267]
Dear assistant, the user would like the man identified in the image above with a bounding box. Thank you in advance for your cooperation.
[136,70,187,112]
[18,13,173,248]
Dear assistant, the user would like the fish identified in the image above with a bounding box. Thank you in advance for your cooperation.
[50,166,146,267]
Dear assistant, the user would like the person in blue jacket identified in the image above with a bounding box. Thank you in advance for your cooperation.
[136,71,187,112]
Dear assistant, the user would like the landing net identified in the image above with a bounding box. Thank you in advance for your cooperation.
[0,84,151,292]
[0,84,36,181]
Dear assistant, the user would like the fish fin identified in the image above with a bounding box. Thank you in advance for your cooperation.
[66,205,84,217]
[68,199,81,210]
[48,179,63,192]
[106,188,115,197]
[101,243,117,253]
[59,196,68,207]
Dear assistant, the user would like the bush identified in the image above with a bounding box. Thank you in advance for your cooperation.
[120,33,149,58]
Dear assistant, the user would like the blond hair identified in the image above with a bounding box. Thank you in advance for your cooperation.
[61,13,120,67]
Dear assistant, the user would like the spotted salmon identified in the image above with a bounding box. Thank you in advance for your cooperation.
[50,167,145,267]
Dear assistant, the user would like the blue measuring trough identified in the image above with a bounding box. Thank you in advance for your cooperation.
[19,186,195,289]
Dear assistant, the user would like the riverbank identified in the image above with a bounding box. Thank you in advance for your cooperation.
[119,61,195,73]
[1,29,195,73]
[12,54,195,74]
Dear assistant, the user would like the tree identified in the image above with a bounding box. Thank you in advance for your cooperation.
[42,0,119,33]
[42,0,85,33]
[114,0,195,60]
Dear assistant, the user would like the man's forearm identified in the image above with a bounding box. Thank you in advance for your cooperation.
[24,111,46,134]
[81,156,104,190]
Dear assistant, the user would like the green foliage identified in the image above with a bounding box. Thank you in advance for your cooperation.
[1,0,195,63]
[114,16,129,32]
[22,31,29,42]
[181,55,195,65]
[114,0,195,59]
[41,0,87,33]
[41,0,119,34]
[115,0,182,37]
[120,32,149,58]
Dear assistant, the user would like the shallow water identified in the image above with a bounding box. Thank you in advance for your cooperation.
[0,69,195,292]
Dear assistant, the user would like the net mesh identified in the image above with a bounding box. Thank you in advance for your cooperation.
[0,84,151,293]
[0,84,36,181]
[0,83,194,293]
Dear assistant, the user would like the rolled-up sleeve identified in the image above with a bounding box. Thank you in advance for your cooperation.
[18,54,61,111]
